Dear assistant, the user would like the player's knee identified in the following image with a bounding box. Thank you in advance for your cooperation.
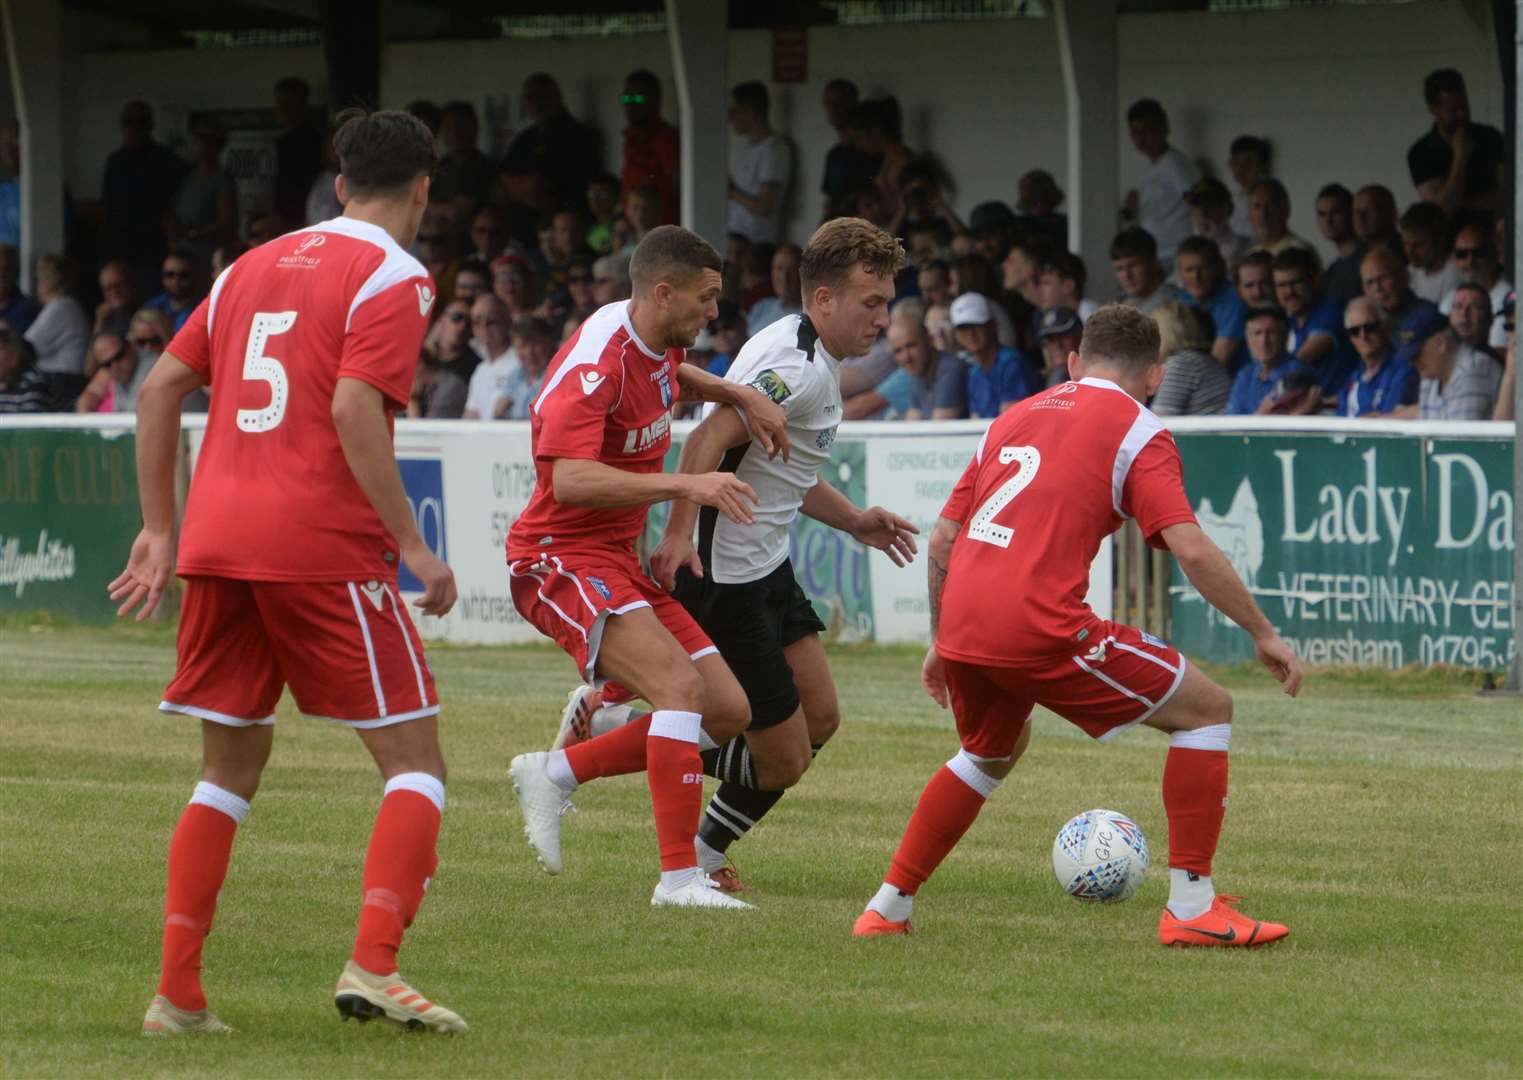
[805,706,840,746]
[651,662,707,714]
[1211,686,1234,727]
[757,743,811,790]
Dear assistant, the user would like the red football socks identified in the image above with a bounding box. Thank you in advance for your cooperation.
[646,710,704,871]
[157,784,248,1011]
[565,713,653,782]
[1162,747,1229,876]
[885,764,989,895]
[351,775,444,977]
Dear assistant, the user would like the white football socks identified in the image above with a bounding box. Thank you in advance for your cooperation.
[695,833,726,874]
[867,882,913,923]
[1167,868,1215,920]
[660,866,702,891]
[545,749,578,792]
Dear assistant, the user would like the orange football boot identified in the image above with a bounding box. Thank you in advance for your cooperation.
[1159,894,1288,948]
[852,910,913,937]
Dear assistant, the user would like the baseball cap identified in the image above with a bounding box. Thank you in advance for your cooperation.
[950,292,994,327]
[1185,177,1232,208]
[968,201,1018,235]
[1037,307,1081,340]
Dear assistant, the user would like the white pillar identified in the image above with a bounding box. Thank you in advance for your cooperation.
[665,0,727,249]
[1054,0,1119,298]
[1,0,66,292]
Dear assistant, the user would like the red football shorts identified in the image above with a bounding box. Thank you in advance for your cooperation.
[507,549,715,689]
[942,621,1187,760]
[161,575,439,728]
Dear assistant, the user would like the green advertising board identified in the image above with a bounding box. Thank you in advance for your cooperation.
[1171,431,1516,670]
[0,427,142,621]
[643,435,876,641]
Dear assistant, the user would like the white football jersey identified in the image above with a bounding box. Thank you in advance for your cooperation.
[699,313,842,584]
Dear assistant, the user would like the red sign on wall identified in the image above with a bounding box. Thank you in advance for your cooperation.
[772,27,807,84]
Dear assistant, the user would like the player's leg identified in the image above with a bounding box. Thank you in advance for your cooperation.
[147,577,281,1035]
[263,579,465,1031]
[578,608,752,907]
[1046,623,1284,946]
[855,660,1034,937]
[334,712,465,1032]
[1143,660,1286,946]
[696,633,835,881]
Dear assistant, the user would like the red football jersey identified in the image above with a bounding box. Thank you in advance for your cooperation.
[507,301,683,559]
[170,217,435,582]
[936,377,1196,665]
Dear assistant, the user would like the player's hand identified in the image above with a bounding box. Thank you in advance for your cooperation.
[1254,632,1303,698]
[401,539,458,618]
[735,387,791,462]
[851,507,919,566]
[650,532,701,591]
[107,527,175,622]
[683,472,759,526]
[921,645,949,709]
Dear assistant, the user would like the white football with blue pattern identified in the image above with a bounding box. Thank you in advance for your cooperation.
[1051,809,1150,902]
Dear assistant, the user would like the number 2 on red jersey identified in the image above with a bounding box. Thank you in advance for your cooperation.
[236,310,297,433]
[966,445,1040,548]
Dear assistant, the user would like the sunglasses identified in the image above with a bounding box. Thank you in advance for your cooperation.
[619,93,649,105]
[130,335,164,349]
[1345,322,1382,338]
[1453,246,1489,260]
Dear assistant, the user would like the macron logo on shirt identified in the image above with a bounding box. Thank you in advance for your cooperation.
[579,370,606,395]
[416,283,435,316]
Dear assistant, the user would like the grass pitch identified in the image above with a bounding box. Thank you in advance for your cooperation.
[2,621,1519,1078]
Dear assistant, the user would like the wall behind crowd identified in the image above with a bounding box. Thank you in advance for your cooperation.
[1,0,1503,265]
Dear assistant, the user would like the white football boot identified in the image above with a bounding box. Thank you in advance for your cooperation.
[509,751,574,874]
[651,873,755,910]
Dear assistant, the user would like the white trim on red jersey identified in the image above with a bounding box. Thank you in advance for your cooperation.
[1078,376,1167,517]
[532,301,660,414]
[304,216,430,331]
[204,266,234,337]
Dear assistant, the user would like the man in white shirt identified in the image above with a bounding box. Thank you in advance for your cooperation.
[1123,99,1198,271]
[727,81,792,245]
[462,294,517,419]
[1399,201,1459,305]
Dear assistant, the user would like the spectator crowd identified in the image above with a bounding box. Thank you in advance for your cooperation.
[0,67,1514,424]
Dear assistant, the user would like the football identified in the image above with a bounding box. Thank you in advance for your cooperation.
[1051,809,1150,902]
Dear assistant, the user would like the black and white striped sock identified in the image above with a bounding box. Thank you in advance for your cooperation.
[697,743,824,857]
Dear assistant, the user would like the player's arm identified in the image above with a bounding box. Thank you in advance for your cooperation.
[677,363,790,461]
[919,514,962,708]
[802,477,918,567]
[1160,521,1303,697]
[332,377,456,617]
[553,456,757,523]
[107,353,205,621]
[649,404,753,589]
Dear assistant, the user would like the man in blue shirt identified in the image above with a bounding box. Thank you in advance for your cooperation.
[847,311,968,420]
[951,291,1041,418]
[144,251,199,333]
[1273,247,1354,400]
[1176,235,1245,367]
[1337,296,1418,417]
[1227,306,1317,414]
[1362,245,1446,368]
